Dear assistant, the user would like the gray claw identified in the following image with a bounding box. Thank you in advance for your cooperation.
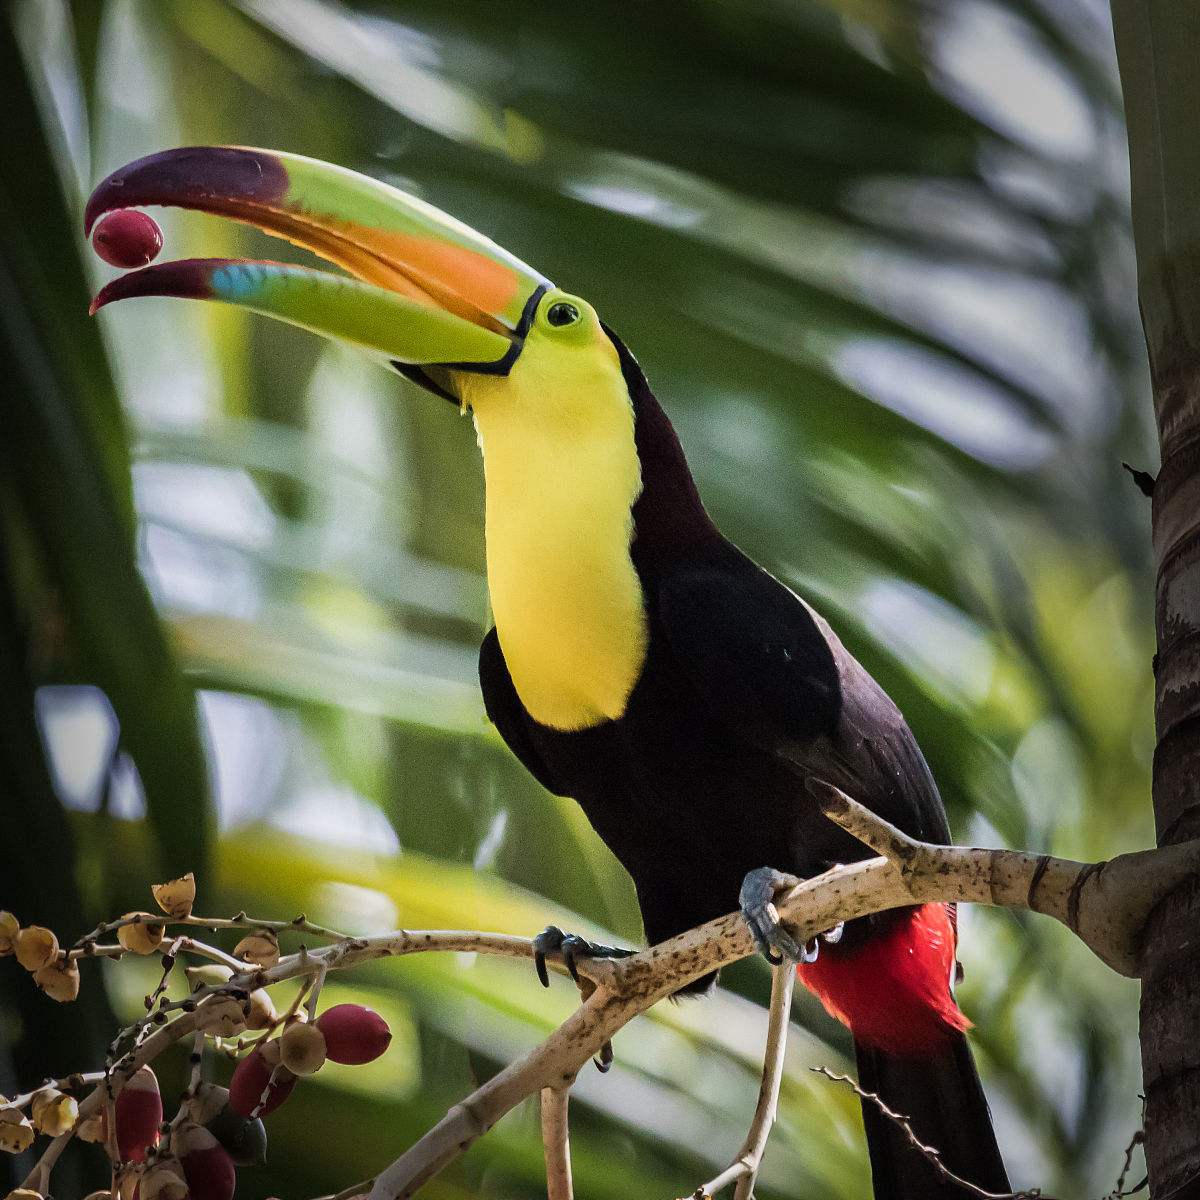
[740,867,805,964]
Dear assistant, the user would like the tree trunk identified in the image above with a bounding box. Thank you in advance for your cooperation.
[1111,5,1200,1196]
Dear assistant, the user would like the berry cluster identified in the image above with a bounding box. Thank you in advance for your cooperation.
[0,874,391,1200]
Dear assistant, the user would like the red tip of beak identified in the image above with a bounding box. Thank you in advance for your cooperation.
[88,257,236,315]
[85,146,289,236]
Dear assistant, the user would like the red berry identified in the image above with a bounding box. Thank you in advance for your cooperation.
[115,1065,163,1162]
[315,1004,392,1065]
[92,209,163,268]
[175,1124,236,1200]
[228,1045,296,1118]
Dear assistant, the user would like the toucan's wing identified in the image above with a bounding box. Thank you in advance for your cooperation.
[652,561,842,750]
[479,627,566,796]
[653,558,950,842]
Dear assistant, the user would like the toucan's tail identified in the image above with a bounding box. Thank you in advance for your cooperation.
[854,1032,1009,1199]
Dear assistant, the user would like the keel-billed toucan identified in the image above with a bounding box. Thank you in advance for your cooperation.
[87,147,1009,1197]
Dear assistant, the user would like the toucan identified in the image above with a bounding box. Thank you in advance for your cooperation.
[86,147,1010,1198]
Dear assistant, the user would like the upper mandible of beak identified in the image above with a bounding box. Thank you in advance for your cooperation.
[85,146,552,371]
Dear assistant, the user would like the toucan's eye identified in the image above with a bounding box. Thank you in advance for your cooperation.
[545,301,581,328]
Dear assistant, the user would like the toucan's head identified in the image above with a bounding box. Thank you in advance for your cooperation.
[85,146,626,422]
[87,146,708,731]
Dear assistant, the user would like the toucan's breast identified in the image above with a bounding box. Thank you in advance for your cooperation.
[466,343,648,732]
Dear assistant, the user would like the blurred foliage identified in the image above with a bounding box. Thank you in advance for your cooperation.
[0,0,1156,1196]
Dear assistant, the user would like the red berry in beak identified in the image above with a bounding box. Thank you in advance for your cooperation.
[92,209,163,268]
[315,1004,393,1065]
[115,1065,163,1162]
[228,1044,296,1118]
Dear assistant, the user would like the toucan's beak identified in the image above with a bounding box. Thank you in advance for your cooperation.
[85,146,551,373]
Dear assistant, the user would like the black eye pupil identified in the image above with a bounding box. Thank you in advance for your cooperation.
[546,302,580,327]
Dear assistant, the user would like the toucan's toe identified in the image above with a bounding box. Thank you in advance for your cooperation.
[532,925,633,987]
[740,867,806,964]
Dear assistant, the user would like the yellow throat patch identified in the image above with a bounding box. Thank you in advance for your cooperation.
[459,300,648,732]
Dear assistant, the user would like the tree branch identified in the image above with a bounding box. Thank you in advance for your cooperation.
[540,1086,574,1200]
[690,962,796,1199]
[366,786,1200,1199]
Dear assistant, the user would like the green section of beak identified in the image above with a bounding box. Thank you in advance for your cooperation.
[90,258,517,366]
[85,146,553,370]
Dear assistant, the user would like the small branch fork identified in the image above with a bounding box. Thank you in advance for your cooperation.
[16,781,1199,1200]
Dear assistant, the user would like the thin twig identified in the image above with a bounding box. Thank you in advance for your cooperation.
[540,1086,574,1200]
[691,964,796,1199]
[1105,1116,1146,1199]
[74,909,349,948]
[810,1068,1048,1200]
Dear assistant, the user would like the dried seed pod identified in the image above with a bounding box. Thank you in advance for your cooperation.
[195,994,246,1038]
[173,1123,236,1200]
[0,1108,34,1154]
[232,930,278,967]
[279,1022,326,1076]
[185,1084,229,1127]
[205,1105,267,1167]
[185,965,233,992]
[76,1113,106,1143]
[33,957,80,1003]
[227,1046,295,1118]
[151,873,195,920]
[315,1004,393,1065]
[31,1087,79,1135]
[0,912,18,956]
[138,1160,189,1200]
[15,925,58,972]
[244,988,276,1031]
[117,914,166,955]
[115,1066,163,1162]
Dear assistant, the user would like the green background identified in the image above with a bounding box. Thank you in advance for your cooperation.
[0,1,1154,1196]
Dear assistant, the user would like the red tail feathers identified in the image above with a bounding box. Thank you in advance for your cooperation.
[795,903,969,1055]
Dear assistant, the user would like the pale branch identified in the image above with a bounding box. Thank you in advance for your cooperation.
[690,962,796,1200]
[17,787,1198,1200]
[810,1068,1048,1200]
[540,1086,574,1200]
[366,789,1200,1200]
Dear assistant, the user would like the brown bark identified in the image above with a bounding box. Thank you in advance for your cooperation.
[1111,5,1200,1195]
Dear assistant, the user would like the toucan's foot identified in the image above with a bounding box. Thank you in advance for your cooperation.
[740,868,845,965]
[532,925,633,988]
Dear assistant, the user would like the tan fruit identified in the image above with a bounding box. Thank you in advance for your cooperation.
[185,1083,229,1127]
[33,957,80,1002]
[15,926,58,972]
[76,1113,105,1142]
[0,1109,34,1154]
[138,1160,189,1200]
[185,965,233,991]
[5,1189,44,1199]
[195,994,246,1038]
[117,914,165,955]
[30,1088,78,1136]
[244,988,276,1031]
[151,873,196,919]
[232,929,279,967]
[279,1022,326,1076]
[0,912,18,956]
